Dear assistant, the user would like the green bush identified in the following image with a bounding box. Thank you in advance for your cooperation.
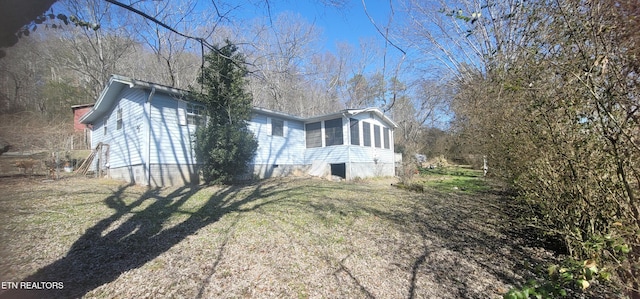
[192,41,257,184]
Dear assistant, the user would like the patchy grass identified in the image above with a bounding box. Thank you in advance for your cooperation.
[0,176,560,298]
[418,166,491,193]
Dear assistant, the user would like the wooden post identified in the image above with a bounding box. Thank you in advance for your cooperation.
[55,152,60,180]
[483,155,488,177]
[96,144,102,178]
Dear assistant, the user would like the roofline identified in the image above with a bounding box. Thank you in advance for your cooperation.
[109,74,188,96]
[251,106,306,121]
[71,103,95,110]
[303,107,398,128]
[252,107,396,128]
[347,107,398,128]
[79,74,189,124]
[79,75,397,128]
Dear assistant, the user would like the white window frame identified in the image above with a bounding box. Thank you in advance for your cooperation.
[186,103,204,126]
[179,101,204,126]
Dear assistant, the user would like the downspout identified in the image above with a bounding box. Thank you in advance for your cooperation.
[343,112,351,181]
[146,87,156,186]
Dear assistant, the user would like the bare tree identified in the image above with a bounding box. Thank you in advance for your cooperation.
[129,0,210,88]
[45,0,137,98]
[243,12,325,116]
[391,77,450,156]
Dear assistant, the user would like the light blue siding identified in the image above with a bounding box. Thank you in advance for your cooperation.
[249,113,306,165]
[304,113,395,165]
[348,146,395,163]
[305,146,350,163]
[90,87,147,169]
[148,94,197,165]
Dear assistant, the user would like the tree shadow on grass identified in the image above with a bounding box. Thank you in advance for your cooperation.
[0,180,285,299]
[302,186,558,299]
[402,191,561,299]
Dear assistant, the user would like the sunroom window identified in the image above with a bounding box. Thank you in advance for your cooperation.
[350,118,359,145]
[374,125,381,148]
[305,122,322,148]
[362,122,371,146]
[324,118,343,146]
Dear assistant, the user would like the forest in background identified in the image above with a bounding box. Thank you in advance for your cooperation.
[0,0,451,156]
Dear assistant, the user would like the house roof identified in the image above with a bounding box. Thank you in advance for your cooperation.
[252,107,397,128]
[304,108,398,128]
[79,75,397,129]
[71,103,94,110]
[251,107,306,121]
[79,75,187,124]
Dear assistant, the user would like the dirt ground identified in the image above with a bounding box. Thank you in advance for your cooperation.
[0,175,567,299]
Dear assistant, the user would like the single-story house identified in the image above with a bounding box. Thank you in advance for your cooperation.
[79,75,397,186]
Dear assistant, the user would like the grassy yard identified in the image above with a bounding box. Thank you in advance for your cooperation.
[0,174,557,298]
[417,166,491,194]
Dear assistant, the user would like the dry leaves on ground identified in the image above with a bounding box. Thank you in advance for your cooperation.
[0,176,557,298]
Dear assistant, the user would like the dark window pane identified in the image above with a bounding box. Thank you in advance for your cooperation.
[325,118,343,146]
[383,127,390,149]
[272,119,284,136]
[362,122,371,146]
[116,108,123,130]
[306,122,322,148]
[374,125,381,148]
[350,118,359,145]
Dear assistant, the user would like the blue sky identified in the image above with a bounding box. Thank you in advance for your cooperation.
[53,0,404,59]
[233,0,398,53]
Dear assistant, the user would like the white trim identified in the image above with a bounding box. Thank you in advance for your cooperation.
[177,100,187,126]
[267,117,273,136]
[283,120,287,137]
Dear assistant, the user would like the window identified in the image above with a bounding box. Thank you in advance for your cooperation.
[186,103,204,126]
[117,108,123,130]
[103,116,108,135]
[271,118,284,137]
[374,125,381,148]
[324,118,343,146]
[305,122,322,148]
[383,127,390,149]
[362,122,371,146]
[350,118,359,145]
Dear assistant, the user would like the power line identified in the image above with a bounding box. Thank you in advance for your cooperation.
[102,0,256,91]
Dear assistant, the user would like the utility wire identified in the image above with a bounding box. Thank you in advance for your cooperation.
[103,0,243,66]
[104,0,211,47]
[102,0,257,94]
